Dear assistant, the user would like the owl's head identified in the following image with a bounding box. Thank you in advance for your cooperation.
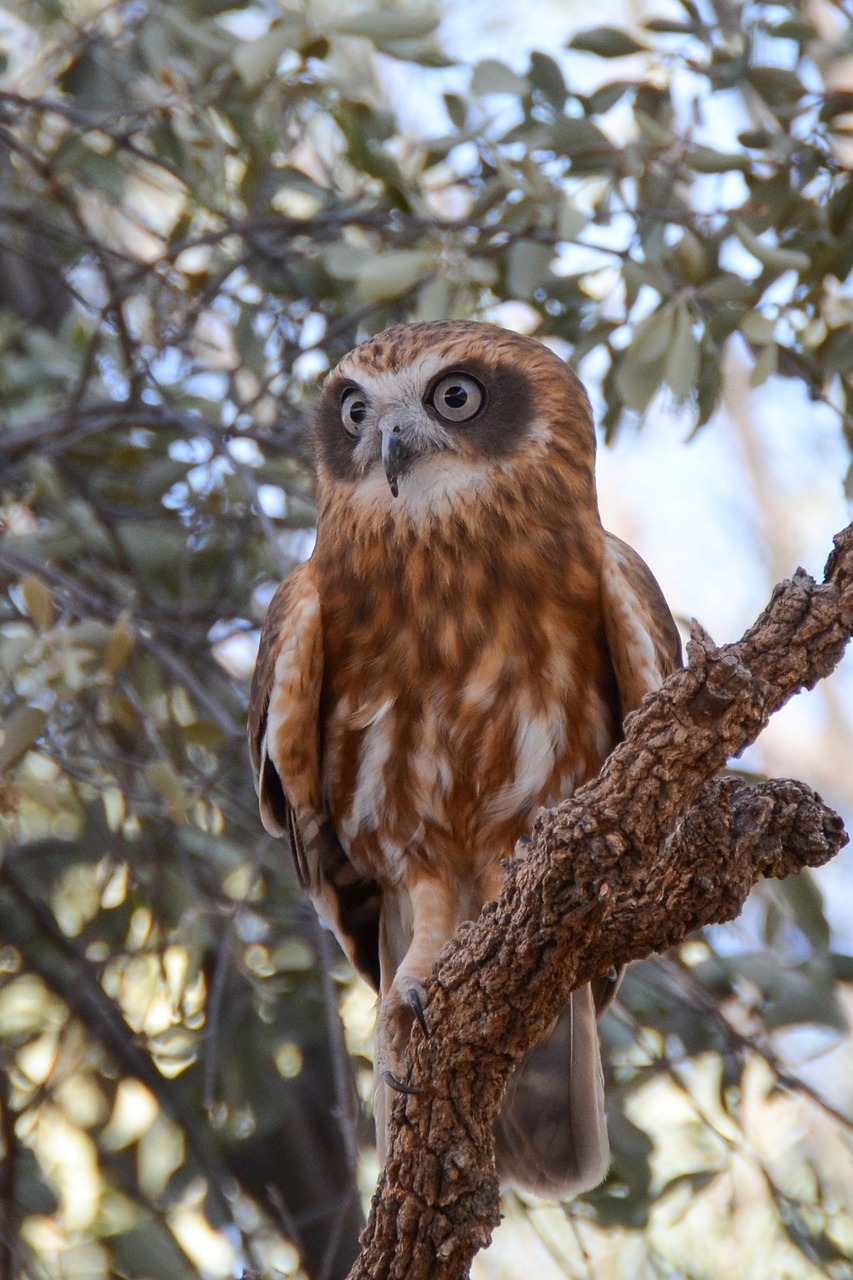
[313,320,597,520]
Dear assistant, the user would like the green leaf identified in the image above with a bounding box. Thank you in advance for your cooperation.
[630,308,675,364]
[736,955,785,997]
[550,116,615,162]
[589,1108,653,1226]
[696,342,722,424]
[356,250,434,302]
[665,305,700,398]
[746,65,806,107]
[414,274,451,322]
[113,1221,201,1280]
[633,109,671,146]
[820,91,853,123]
[15,1147,60,1215]
[20,575,54,630]
[734,221,811,274]
[58,50,117,104]
[700,272,756,307]
[673,228,707,283]
[556,197,588,240]
[569,27,646,57]
[749,341,778,387]
[763,984,847,1031]
[829,951,853,982]
[506,239,554,300]
[0,705,48,771]
[738,128,773,149]
[232,19,304,89]
[471,59,527,97]
[777,871,831,949]
[586,80,635,115]
[643,17,696,33]
[321,242,370,281]
[740,311,776,344]
[443,93,468,129]
[686,145,750,174]
[75,147,128,200]
[332,11,440,41]
[821,327,853,378]
[529,51,566,108]
[614,351,664,413]
[145,760,189,819]
[767,18,816,43]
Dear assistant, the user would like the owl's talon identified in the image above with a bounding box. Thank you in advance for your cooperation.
[376,975,429,1093]
[404,984,429,1036]
[381,1069,422,1096]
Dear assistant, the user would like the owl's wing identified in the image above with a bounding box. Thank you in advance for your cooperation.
[593,531,681,1019]
[601,531,682,720]
[597,531,681,1012]
[248,562,381,989]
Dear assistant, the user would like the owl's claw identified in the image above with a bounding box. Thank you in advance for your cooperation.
[405,983,429,1036]
[381,1069,422,1095]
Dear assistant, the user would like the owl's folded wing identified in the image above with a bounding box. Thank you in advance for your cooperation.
[601,531,682,721]
[248,561,381,988]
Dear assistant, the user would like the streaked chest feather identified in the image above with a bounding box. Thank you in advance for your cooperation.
[320,575,617,883]
[314,481,617,882]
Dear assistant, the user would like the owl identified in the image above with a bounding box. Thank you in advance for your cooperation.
[248,320,680,1196]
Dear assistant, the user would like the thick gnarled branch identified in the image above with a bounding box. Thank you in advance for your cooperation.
[351,523,853,1280]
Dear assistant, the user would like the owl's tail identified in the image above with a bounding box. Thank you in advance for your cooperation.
[493,983,609,1197]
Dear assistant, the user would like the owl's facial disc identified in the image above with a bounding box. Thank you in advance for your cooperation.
[317,336,561,515]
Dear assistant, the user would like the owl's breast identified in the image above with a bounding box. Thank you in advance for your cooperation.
[319,581,620,886]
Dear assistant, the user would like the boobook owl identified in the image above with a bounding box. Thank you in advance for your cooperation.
[248,320,680,1195]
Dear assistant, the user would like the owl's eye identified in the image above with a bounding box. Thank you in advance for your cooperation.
[341,387,369,436]
[429,373,484,423]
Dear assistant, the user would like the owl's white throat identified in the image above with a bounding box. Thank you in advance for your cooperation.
[351,453,495,523]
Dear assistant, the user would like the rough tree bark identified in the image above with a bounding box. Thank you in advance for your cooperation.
[348,522,853,1280]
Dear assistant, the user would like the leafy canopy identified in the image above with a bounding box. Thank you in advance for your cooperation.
[1,1,852,1277]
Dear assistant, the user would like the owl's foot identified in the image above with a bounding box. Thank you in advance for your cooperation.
[376,975,429,1094]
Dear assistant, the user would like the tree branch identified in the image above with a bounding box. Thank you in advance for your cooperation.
[350,522,853,1280]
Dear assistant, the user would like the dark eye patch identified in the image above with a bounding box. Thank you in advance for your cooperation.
[425,358,534,459]
[313,358,539,483]
[314,377,364,481]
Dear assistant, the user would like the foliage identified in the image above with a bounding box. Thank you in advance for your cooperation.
[0,0,852,1276]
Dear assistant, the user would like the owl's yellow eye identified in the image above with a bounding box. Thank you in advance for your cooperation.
[429,373,484,423]
[341,388,368,435]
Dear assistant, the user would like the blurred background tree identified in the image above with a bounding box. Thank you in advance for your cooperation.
[1,0,852,1277]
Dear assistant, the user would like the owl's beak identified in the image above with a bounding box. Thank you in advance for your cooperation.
[380,426,413,498]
